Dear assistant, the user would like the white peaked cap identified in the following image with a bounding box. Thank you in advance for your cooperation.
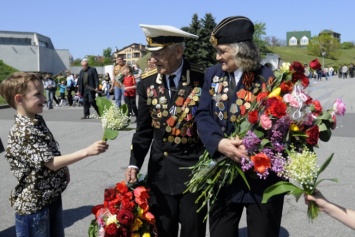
[140,24,198,51]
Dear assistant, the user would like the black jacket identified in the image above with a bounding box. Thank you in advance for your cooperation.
[129,60,205,195]
[77,66,99,95]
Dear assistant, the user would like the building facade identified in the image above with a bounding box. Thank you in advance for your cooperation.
[286,31,312,46]
[0,30,70,75]
[113,43,147,65]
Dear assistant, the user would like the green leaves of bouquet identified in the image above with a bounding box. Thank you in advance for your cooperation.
[96,97,131,141]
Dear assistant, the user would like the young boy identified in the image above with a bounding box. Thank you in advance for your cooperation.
[0,72,109,237]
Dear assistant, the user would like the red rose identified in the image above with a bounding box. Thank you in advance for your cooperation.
[248,110,259,124]
[134,186,150,199]
[311,100,322,116]
[290,61,305,73]
[280,81,293,93]
[306,125,319,146]
[117,209,135,227]
[116,181,129,194]
[300,75,310,88]
[309,59,322,70]
[104,223,118,237]
[121,199,135,210]
[104,188,116,202]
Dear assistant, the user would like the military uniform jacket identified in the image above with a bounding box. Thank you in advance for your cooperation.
[129,60,205,195]
[195,63,283,203]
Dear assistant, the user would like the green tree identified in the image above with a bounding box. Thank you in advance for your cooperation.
[341,42,354,49]
[182,13,216,68]
[307,34,341,59]
[103,47,112,59]
[253,22,270,54]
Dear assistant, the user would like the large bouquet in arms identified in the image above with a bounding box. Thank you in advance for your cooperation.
[95,97,131,141]
[185,60,346,220]
[88,180,157,237]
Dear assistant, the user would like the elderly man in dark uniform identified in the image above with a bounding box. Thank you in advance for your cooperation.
[195,16,285,237]
[77,59,100,119]
[125,24,206,237]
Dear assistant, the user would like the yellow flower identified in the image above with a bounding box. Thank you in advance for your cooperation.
[106,214,118,225]
[131,218,143,232]
[268,87,281,98]
[143,232,151,237]
[289,124,300,131]
[137,207,144,218]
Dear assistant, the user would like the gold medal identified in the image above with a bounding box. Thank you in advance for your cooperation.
[244,102,251,109]
[176,107,182,114]
[152,98,158,105]
[230,115,236,122]
[166,126,172,133]
[168,136,174,143]
[221,94,228,101]
[162,110,169,117]
[193,87,200,94]
[157,112,162,118]
[147,98,152,105]
[181,137,187,144]
[184,107,190,113]
[174,136,181,144]
[193,95,199,101]
[236,99,243,106]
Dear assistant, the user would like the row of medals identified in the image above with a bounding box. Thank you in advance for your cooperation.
[210,75,261,122]
[146,85,201,144]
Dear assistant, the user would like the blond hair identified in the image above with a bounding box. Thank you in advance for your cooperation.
[0,72,41,109]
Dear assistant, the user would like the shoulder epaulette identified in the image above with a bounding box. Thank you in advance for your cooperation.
[141,68,158,79]
[190,63,206,74]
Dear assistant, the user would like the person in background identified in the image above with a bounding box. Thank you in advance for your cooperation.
[58,80,67,107]
[73,74,79,93]
[195,16,284,237]
[43,74,56,109]
[65,70,74,106]
[132,64,142,91]
[122,65,138,118]
[103,72,111,99]
[305,190,355,230]
[0,72,108,237]
[112,56,125,107]
[125,24,207,237]
[0,137,4,153]
[77,59,100,119]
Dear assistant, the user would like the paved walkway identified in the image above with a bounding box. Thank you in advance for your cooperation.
[0,77,355,236]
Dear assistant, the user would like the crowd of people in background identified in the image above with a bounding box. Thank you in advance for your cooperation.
[41,57,156,118]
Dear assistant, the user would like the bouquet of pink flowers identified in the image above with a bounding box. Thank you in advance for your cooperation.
[88,181,157,237]
[185,59,346,220]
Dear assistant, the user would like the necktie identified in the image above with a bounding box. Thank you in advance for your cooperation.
[168,74,176,98]
[228,73,236,100]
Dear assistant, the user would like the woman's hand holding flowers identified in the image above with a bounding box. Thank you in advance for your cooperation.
[217,138,248,163]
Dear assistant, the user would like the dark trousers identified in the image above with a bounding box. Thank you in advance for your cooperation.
[83,90,100,116]
[209,197,284,237]
[124,96,138,117]
[149,187,206,237]
[67,87,74,106]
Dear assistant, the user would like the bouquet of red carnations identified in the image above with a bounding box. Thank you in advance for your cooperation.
[88,181,157,237]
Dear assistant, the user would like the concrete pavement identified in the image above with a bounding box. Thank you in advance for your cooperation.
[1,77,355,236]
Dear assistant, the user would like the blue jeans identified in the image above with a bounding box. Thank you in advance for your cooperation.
[45,90,54,108]
[15,196,64,237]
[114,86,122,107]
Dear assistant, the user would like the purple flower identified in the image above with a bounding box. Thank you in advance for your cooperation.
[243,131,261,154]
[272,116,291,135]
[333,98,346,116]
[241,157,254,172]
[270,153,287,177]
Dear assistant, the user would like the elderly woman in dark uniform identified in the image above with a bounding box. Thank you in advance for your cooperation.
[195,16,285,237]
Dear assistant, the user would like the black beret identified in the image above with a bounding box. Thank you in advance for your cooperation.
[210,16,254,46]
